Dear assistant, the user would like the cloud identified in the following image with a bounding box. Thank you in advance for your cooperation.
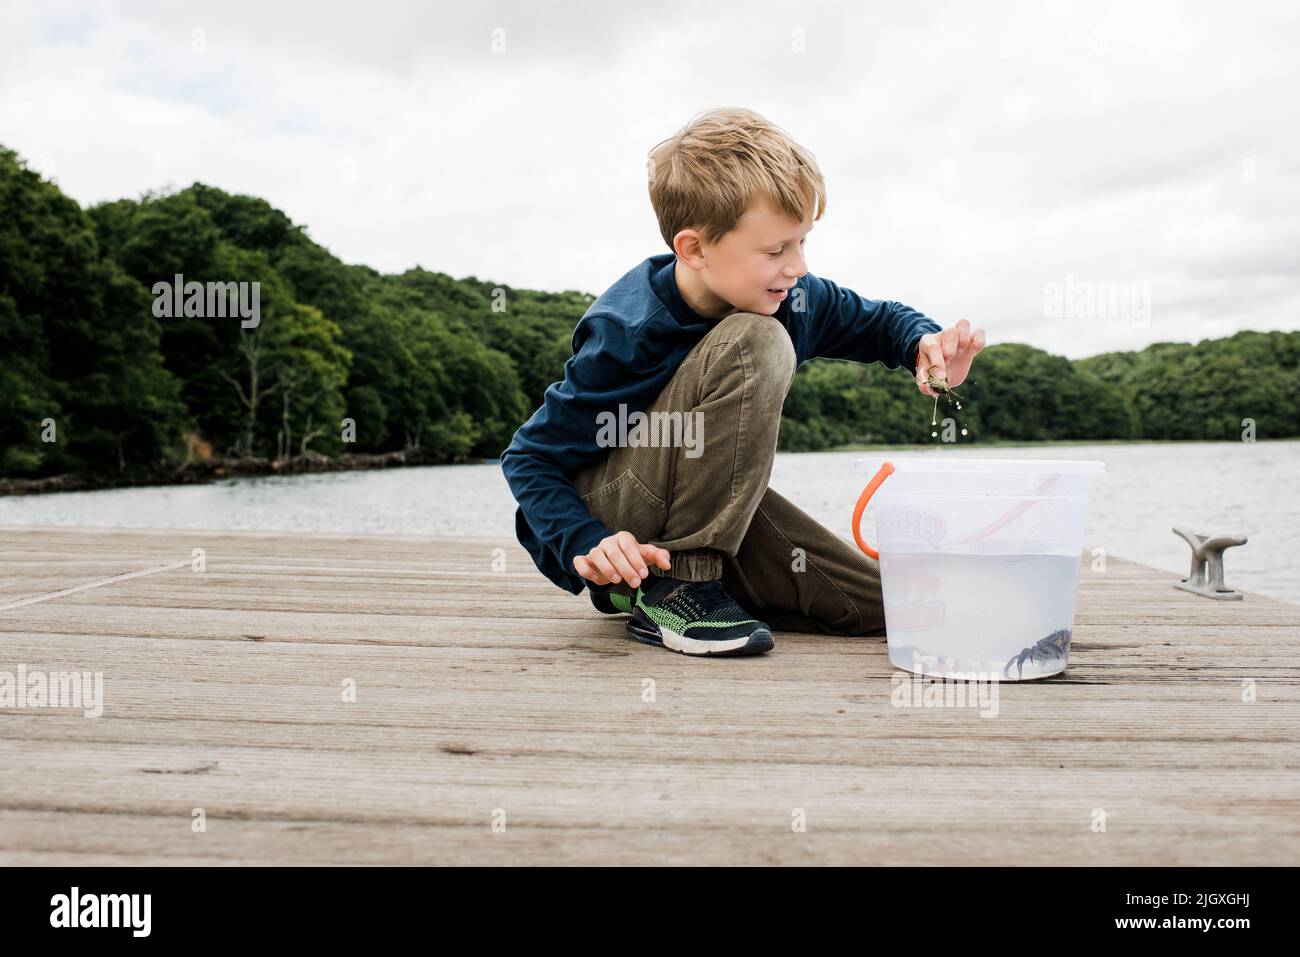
[1,0,1296,360]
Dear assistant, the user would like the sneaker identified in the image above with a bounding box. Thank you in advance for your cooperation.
[627,575,774,657]
[590,590,635,616]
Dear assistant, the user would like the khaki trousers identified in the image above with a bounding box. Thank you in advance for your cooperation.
[571,311,886,637]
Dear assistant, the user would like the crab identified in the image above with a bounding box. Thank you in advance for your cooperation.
[1003,628,1073,679]
[925,373,966,402]
[924,372,967,426]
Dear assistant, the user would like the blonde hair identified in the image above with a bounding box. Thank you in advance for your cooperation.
[646,107,826,250]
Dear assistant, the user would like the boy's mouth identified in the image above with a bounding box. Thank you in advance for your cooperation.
[765,287,789,300]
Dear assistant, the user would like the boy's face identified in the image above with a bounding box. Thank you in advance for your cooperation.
[677,194,813,317]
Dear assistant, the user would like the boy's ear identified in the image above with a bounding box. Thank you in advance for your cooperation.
[673,229,706,265]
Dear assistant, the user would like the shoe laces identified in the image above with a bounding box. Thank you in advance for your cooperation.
[659,578,741,619]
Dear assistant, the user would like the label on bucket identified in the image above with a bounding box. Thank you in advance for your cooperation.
[877,505,948,549]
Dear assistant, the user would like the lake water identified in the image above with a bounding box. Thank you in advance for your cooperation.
[2,440,1296,605]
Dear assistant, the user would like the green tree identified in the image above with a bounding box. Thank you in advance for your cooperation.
[1,148,188,479]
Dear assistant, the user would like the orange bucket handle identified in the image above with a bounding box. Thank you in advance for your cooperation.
[851,461,894,560]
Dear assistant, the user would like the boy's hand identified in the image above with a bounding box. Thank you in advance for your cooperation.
[915,319,986,397]
[574,531,672,589]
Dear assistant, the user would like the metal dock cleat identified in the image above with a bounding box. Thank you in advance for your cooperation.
[1172,525,1248,600]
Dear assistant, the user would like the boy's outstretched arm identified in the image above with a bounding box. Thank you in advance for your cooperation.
[799,273,942,372]
[798,273,984,393]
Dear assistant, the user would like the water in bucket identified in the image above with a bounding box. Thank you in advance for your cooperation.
[851,457,1105,681]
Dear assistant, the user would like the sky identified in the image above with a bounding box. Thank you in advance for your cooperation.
[1,0,1297,359]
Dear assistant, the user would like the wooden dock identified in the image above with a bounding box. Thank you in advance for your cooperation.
[1,525,1297,866]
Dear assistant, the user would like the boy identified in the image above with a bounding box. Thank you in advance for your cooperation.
[500,108,985,658]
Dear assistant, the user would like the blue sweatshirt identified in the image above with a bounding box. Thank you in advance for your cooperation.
[499,252,942,597]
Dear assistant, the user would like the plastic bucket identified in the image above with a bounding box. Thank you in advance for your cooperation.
[851,456,1106,681]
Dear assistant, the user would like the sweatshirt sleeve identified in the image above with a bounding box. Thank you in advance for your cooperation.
[802,273,943,372]
[499,313,636,590]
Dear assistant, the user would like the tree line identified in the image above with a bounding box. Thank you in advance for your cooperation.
[1,145,1296,487]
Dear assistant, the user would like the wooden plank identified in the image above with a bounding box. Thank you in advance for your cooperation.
[1,526,1297,865]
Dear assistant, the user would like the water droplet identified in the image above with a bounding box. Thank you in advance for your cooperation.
[931,431,937,438]
[961,428,968,436]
